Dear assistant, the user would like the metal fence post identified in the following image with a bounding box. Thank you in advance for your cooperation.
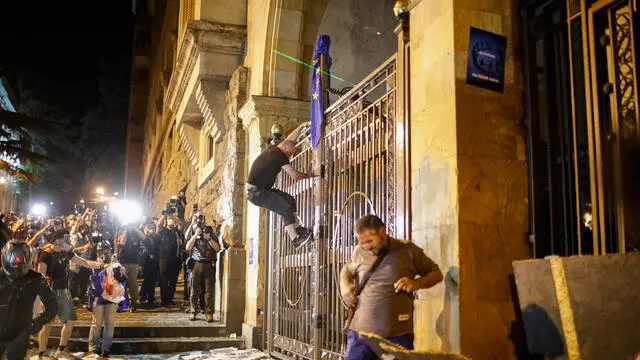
[312,53,330,360]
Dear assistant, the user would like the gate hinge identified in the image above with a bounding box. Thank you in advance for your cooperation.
[313,314,323,329]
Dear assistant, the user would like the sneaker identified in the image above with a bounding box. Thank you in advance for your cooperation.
[207,314,214,323]
[54,349,77,359]
[190,312,197,321]
[292,227,313,249]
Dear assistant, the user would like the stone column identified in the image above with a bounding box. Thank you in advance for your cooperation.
[409,0,529,359]
[239,96,310,349]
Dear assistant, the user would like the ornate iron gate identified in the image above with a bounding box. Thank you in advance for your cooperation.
[266,56,398,360]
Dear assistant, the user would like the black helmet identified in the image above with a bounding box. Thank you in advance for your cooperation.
[1,241,33,278]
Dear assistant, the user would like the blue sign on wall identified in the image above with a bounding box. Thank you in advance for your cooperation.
[466,27,507,93]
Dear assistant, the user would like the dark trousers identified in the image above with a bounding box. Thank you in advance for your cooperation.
[140,259,159,302]
[345,331,414,360]
[247,188,297,226]
[69,267,90,300]
[159,259,179,305]
[183,261,190,301]
[189,261,216,314]
[0,330,30,360]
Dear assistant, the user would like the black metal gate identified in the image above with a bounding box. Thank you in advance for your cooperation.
[266,56,399,360]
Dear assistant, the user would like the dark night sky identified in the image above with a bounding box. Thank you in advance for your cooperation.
[0,1,135,213]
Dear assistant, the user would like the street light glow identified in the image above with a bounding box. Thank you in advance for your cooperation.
[96,187,105,195]
[31,204,47,216]
[49,201,54,206]
[110,199,142,225]
[114,192,119,196]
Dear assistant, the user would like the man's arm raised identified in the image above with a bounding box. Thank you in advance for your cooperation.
[284,121,311,143]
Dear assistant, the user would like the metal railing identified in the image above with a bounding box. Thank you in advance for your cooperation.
[268,55,397,360]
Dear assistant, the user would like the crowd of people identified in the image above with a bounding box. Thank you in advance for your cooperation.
[0,191,227,359]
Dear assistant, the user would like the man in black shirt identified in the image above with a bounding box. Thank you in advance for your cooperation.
[37,229,104,359]
[140,221,160,305]
[0,241,57,360]
[156,215,182,307]
[247,121,315,249]
[117,227,145,312]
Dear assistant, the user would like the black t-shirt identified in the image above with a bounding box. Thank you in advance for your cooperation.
[119,232,143,264]
[158,228,180,260]
[247,146,290,189]
[39,250,75,289]
[143,234,160,260]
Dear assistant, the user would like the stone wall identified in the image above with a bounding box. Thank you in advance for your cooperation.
[305,0,397,96]
[148,141,197,216]
[409,0,530,358]
[198,67,248,246]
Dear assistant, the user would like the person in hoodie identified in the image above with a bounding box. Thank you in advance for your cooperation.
[87,241,129,358]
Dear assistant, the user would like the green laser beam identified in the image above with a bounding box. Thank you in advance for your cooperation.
[272,49,357,86]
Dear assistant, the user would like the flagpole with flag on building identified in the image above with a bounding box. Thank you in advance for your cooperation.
[310,34,331,360]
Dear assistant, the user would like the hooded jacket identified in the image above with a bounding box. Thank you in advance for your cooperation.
[0,270,57,341]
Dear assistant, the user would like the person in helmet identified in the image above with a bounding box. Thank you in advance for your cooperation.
[0,241,57,360]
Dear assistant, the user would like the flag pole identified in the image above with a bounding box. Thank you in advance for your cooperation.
[311,51,329,360]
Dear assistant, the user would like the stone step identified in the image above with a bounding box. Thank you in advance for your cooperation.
[49,323,228,339]
[47,336,245,354]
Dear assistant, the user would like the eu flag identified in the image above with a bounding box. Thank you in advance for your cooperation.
[311,35,331,149]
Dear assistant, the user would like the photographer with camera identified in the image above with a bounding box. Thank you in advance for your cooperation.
[26,218,63,247]
[183,209,207,312]
[185,222,220,322]
[156,206,183,307]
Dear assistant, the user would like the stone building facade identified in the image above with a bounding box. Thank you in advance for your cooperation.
[125,0,640,359]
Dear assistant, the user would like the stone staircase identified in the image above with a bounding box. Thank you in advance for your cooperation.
[48,306,244,354]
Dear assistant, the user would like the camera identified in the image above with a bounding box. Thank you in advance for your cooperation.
[74,203,86,215]
[91,232,104,244]
[161,203,176,216]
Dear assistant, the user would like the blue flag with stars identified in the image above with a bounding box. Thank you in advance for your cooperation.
[311,35,331,149]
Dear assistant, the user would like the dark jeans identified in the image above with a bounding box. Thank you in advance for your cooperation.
[345,331,414,360]
[247,187,297,226]
[69,267,90,300]
[190,261,216,314]
[0,330,30,360]
[140,259,159,302]
[159,259,179,305]
[183,261,190,301]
